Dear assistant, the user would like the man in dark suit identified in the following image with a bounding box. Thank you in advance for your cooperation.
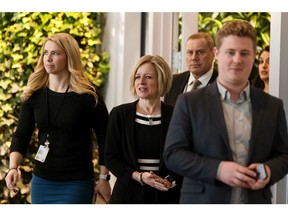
[163,20,288,204]
[164,32,218,106]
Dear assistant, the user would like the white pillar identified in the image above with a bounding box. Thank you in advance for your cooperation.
[103,12,141,112]
[181,13,198,72]
[270,12,288,204]
[145,12,174,66]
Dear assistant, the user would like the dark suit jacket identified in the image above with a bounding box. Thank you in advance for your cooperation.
[163,81,288,204]
[164,69,218,106]
[105,100,181,204]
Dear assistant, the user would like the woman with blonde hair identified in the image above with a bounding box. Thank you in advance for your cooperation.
[105,55,181,203]
[5,33,111,203]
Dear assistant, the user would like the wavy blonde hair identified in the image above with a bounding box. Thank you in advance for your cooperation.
[21,33,97,102]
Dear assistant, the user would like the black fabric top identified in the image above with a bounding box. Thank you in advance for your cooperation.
[135,113,161,173]
[11,87,109,181]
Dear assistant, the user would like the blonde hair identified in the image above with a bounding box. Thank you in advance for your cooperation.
[129,55,173,98]
[21,33,97,102]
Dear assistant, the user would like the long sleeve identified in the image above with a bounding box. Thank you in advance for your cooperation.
[10,88,109,181]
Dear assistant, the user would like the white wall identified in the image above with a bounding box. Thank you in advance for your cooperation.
[180,13,198,71]
[144,13,174,66]
[270,12,288,204]
[102,13,141,112]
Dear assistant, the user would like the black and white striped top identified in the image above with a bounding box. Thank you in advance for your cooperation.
[135,112,161,172]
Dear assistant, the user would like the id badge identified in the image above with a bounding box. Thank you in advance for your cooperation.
[35,145,49,163]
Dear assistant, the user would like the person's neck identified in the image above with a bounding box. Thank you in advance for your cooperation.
[229,90,242,102]
[48,75,69,93]
[137,98,161,115]
[263,81,269,93]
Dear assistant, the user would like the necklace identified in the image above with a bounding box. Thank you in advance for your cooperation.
[135,112,161,126]
[45,86,69,147]
[148,118,153,126]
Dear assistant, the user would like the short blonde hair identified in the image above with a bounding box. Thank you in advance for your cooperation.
[130,55,173,98]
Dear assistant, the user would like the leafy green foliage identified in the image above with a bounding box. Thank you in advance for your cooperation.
[198,12,270,81]
[0,12,109,204]
[198,12,270,52]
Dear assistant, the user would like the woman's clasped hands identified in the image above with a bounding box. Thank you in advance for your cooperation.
[141,171,172,191]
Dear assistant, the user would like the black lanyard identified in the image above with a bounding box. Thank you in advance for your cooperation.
[45,86,69,147]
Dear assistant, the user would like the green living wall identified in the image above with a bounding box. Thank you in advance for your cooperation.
[198,12,270,51]
[198,12,270,80]
[0,12,109,204]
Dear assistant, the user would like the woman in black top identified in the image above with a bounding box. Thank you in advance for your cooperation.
[5,33,111,204]
[105,55,181,204]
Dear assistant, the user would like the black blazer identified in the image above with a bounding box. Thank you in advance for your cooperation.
[105,101,181,204]
[164,69,218,106]
[163,82,288,204]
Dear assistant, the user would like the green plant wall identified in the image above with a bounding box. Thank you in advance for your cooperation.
[0,12,109,204]
[198,12,270,83]
[198,12,270,53]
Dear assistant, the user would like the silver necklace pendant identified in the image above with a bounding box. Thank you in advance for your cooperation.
[149,118,153,126]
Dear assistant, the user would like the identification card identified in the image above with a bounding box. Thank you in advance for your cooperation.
[35,145,49,163]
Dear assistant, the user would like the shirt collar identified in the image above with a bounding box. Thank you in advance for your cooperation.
[217,79,250,103]
[188,66,214,87]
